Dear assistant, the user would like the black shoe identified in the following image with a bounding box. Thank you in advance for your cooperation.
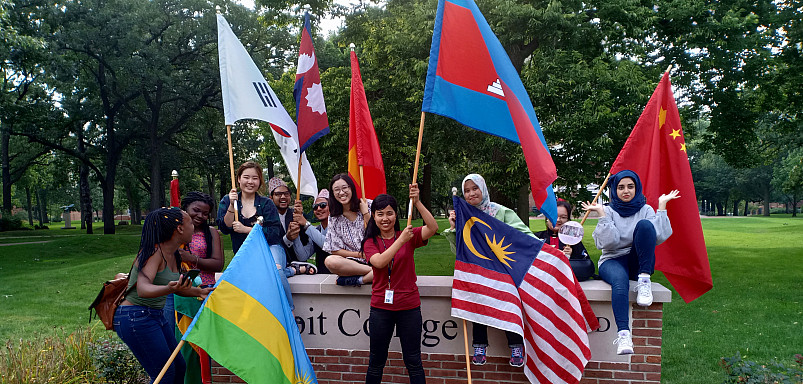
[336,275,361,287]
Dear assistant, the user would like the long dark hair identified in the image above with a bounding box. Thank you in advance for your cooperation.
[361,194,400,252]
[181,191,215,259]
[136,208,184,270]
[328,173,360,216]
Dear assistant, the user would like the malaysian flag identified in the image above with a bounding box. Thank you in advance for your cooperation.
[450,197,599,384]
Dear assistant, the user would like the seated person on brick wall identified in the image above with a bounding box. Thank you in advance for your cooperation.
[292,189,332,274]
[322,173,373,287]
[267,177,314,276]
[216,161,293,310]
[362,184,438,384]
[582,170,678,355]
[442,173,531,367]
[533,199,590,259]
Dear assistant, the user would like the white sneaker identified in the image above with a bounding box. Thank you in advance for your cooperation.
[635,280,653,306]
[613,331,634,355]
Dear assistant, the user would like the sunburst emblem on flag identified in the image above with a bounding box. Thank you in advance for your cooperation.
[295,370,315,384]
[305,82,326,114]
[297,52,315,74]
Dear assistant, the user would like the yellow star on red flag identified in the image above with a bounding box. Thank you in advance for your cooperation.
[670,129,681,140]
[680,142,687,152]
[659,106,667,128]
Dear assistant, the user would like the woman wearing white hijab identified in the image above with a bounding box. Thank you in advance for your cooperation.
[442,174,534,367]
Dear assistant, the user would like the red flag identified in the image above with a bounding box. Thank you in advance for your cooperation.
[610,72,712,303]
[170,178,180,208]
[348,49,386,199]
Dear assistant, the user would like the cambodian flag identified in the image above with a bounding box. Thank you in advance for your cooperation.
[293,12,329,153]
[422,0,558,224]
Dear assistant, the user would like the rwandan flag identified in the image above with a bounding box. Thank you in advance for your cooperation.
[182,227,317,384]
[422,0,558,225]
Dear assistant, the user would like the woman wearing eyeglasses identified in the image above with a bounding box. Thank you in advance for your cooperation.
[292,189,333,274]
[322,173,373,286]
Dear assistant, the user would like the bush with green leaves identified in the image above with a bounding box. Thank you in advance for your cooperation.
[0,216,23,231]
[720,351,803,383]
[90,338,148,384]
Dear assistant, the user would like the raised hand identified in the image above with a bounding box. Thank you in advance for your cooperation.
[658,190,681,210]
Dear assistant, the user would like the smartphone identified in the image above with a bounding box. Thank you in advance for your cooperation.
[181,269,200,284]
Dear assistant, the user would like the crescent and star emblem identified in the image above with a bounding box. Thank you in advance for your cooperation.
[462,217,516,268]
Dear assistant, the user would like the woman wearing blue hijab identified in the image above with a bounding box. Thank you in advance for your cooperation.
[582,170,679,355]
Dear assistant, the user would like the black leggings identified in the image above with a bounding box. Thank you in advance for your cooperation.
[472,323,523,347]
[365,306,426,384]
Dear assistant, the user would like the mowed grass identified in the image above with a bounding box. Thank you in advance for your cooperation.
[1,216,801,383]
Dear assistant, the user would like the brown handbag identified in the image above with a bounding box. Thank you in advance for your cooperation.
[89,267,134,330]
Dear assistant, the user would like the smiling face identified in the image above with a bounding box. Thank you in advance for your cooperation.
[238,168,261,195]
[185,201,211,228]
[312,197,329,221]
[463,180,483,207]
[616,177,637,203]
[373,205,397,236]
[271,186,291,212]
[546,205,570,233]
[331,179,353,207]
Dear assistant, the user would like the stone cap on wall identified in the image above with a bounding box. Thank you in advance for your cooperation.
[284,274,672,303]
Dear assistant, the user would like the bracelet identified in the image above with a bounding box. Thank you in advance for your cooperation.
[227,210,234,213]
[195,255,200,266]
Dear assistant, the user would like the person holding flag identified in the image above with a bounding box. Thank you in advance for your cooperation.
[442,174,533,367]
[581,170,679,355]
[361,184,439,384]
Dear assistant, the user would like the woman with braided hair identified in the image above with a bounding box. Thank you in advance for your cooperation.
[114,208,213,384]
[180,191,224,288]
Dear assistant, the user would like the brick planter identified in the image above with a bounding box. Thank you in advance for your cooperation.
[210,276,669,383]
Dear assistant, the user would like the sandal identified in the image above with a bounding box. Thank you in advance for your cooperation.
[291,261,317,275]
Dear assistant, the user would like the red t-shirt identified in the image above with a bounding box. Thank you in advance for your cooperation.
[364,227,428,311]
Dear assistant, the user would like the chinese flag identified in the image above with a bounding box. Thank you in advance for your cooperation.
[610,72,712,303]
[348,49,386,199]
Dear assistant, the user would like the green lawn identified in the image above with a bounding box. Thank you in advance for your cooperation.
[1,216,801,383]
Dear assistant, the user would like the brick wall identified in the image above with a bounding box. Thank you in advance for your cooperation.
[211,302,663,383]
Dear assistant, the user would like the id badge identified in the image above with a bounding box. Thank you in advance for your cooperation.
[384,289,394,304]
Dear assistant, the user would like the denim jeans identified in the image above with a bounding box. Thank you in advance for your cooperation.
[162,294,176,332]
[114,305,186,384]
[471,323,523,347]
[599,219,656,332]
[269,244,294,311]
[366,306,426,384]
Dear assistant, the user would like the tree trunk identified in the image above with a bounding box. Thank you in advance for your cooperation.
[732,199,739,216]
[265,156,274,179]
[36,189,46,225]
[744,200,749,216]
[793,193,798,217]
[80,163,93,233]
[149,134,165,211]
[102,154,119,235]
[40,189,49,223]
[25,186,33,226]
[1,125,11,214]
[517,185,530,228]
[716,202,723,216]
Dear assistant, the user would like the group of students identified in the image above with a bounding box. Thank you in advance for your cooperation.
[112,159,680,384]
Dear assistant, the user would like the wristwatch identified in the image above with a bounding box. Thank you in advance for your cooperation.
[303,222,311,230]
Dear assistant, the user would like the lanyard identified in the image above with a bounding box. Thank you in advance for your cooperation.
[377,233,397,289]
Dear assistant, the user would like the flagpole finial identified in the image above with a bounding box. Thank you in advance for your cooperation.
[664,64,672,75]
[349,43,356,51]
[215,6,221,14]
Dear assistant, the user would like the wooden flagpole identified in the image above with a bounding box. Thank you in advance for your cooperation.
[580,173,610,225]
[462,320,474,384]
[296,156,303,201]
[226,125,239,223]
[581,65,673,225]
[407,111,426,227]
[152,340,185,384]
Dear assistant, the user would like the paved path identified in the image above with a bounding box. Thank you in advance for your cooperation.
[0,240,52,247]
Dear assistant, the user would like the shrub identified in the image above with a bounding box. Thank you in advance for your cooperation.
[0,216,23,231]
[0,327,97,383]
[90,337,148,384]
[720,351,803,383]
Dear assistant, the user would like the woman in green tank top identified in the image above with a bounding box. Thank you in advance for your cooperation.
[114,208,213,384]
